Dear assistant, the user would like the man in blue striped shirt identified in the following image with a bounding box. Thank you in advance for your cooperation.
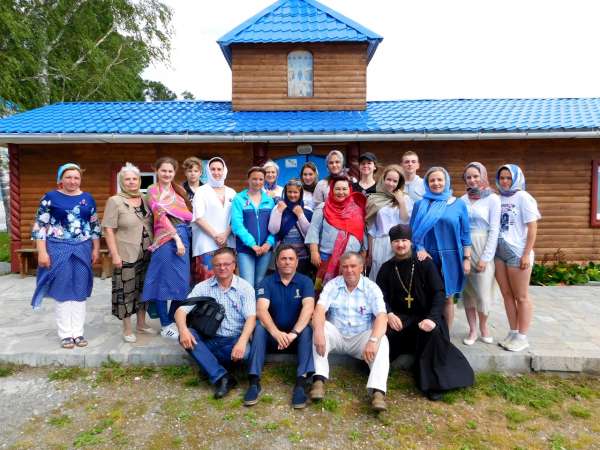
[311,252,390,411]
[174,248,256,399]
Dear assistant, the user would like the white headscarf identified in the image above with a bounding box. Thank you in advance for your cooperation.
[206,157,227,188]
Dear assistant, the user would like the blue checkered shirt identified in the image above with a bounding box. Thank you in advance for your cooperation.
[180,275,256,338]
[317,274,387,334]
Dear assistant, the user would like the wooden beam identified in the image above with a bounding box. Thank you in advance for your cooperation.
[8,144,20,273]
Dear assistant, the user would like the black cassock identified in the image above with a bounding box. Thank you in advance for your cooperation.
[376,255,474,393]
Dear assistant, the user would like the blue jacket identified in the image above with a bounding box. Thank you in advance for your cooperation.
[232,189,276,254]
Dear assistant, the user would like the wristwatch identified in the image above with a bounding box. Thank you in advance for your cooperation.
[369,337,379,344]
[291,329,299,336]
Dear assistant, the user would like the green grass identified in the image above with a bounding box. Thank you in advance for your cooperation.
[49,366,88,381]
[48,414,71,427]
[0,232,9,263]
[505,409,531,423]
[568,404,591,419]
[0,363,16,377]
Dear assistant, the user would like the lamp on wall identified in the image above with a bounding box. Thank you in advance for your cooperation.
[297,144,312,154]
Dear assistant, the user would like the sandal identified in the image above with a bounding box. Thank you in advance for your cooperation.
[61,338,75,349]
[74,336,88,347]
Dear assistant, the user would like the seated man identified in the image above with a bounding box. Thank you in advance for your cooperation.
[312,251,389,411]
[376,224,474,401]
[175,247,256,399]
[244,244,315,408]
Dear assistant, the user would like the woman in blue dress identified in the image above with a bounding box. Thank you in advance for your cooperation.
[409,167,471,330]
[32,163,101,348]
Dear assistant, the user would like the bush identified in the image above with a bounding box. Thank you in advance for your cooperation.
[530,249,599,286]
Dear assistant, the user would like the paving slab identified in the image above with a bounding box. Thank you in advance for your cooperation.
[0,274,599,374]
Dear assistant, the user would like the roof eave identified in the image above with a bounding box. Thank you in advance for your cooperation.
[2,129,600,146]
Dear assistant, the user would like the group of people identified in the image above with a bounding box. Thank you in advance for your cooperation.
[30,149,540,407]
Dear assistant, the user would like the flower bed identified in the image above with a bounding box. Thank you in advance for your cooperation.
[530,249,600,286]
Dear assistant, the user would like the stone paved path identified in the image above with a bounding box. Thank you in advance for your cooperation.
[0,274,598,374]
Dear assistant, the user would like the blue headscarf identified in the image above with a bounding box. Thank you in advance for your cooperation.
[495,164,525,197]
[410,167,453,251]
[276,180,314,242]
[57,163,82,185]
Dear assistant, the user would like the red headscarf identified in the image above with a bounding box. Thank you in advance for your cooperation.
[323,178,367,241]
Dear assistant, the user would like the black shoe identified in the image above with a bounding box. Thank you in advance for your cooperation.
[215,375,238,399]
[427,390,444,401]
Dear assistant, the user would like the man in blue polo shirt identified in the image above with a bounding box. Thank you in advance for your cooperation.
[244,244,315,409]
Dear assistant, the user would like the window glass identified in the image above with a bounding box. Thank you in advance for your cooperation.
[288,51,313,97]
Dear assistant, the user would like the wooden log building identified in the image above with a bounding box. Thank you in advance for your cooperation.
[0,0,599,275]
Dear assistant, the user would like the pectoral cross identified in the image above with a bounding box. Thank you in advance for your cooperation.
[406,294,413,309]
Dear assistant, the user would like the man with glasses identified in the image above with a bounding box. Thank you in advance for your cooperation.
[174,247,256,399]
[244,245,315,408]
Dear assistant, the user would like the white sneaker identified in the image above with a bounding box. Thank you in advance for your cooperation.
[499,332,515,348]
[161,323,180,340]
[504,336,529,352]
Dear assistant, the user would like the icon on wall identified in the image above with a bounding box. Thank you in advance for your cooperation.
[288,51,313,97]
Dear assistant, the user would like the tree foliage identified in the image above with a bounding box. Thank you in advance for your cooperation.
[144,80,177,101]
[0,0,174,111]
[181,90,195,100]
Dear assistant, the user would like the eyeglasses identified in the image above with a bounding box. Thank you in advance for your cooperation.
[286,180,302,188]
[213,262,234,269]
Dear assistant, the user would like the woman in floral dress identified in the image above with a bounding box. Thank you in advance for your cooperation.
[32,163,101,349]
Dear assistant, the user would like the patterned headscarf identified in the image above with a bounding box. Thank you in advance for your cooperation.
[365,165,406,231]
[410,167,453,252]
[117,163,142,198]
[206,157,228,188]
[463,162,495,200]
[57,163,82,188]
[324,150,349,179]
[495,164,526,197]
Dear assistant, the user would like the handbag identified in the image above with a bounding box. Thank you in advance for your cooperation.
[176,296,226,339]
[147,301,158,319]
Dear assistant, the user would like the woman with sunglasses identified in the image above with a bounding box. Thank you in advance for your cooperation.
[268,178,314,276]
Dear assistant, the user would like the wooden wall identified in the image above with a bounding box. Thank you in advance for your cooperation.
[17,143,253,246]
[231,42,367,111]
[14,138,600,263]
[361,138,600,262]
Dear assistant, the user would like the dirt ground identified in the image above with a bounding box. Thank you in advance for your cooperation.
[1,361,599,450]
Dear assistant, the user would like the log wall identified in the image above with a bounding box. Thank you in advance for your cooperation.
[15,138,600,262]
[231,42,367,111]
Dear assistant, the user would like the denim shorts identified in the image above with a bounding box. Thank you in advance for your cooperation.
[494,239,525,267]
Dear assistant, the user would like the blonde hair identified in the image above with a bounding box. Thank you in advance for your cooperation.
[182,156,203,172]
[401,151,419,163]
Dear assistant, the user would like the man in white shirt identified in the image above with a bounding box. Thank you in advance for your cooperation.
[311,252,389,411]
[401,151,426,203]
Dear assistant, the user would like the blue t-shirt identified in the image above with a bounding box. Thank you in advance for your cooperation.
[257,271,315,332]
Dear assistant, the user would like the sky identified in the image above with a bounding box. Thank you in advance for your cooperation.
[142,0,600,101]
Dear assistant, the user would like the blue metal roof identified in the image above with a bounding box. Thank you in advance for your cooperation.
[217,0,383,67]
[1,98,600,135]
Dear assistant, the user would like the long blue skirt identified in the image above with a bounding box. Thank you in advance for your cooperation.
[141,224,191,302]
[31,238,93,308]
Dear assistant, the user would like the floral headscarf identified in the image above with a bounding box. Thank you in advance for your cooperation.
[463,162,495,200]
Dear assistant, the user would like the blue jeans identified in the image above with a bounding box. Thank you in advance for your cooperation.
[237,251,272,290]
[248,322,314,379]
[156,300,183,327]
[183,328,251,384]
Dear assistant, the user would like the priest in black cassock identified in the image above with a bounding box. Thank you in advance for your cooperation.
[375,224,474,401]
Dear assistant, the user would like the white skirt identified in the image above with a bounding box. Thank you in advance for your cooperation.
[458,229,500,316]
[369,235,394,282]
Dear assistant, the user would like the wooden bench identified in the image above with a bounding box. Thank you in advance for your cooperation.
[14,248,113,279]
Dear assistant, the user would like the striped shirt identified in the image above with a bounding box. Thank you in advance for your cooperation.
[317,274,387,334]
[181,275,256,338]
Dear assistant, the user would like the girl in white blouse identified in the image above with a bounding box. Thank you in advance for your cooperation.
[365,165,413,281]
[459,162,501,346]
[191,158,236,283]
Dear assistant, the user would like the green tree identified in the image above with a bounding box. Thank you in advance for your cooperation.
[0,0,174,110]
[181,90,195,100]
[144,80,177,101]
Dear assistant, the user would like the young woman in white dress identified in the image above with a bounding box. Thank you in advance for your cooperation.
[459,162,501,346]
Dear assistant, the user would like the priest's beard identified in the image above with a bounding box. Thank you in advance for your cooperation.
[393,249,412,261]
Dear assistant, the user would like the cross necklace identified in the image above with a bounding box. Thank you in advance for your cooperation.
[394,262,414,308]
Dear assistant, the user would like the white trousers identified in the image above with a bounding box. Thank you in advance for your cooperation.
[54,300,86,340]
[313,321,389,394]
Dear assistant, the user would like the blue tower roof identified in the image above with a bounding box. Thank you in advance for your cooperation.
[217,0,383,67]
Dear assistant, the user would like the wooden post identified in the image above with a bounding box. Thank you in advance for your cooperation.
[346,143,360,181]
[253,142,268,168]
[8,144,20,273]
